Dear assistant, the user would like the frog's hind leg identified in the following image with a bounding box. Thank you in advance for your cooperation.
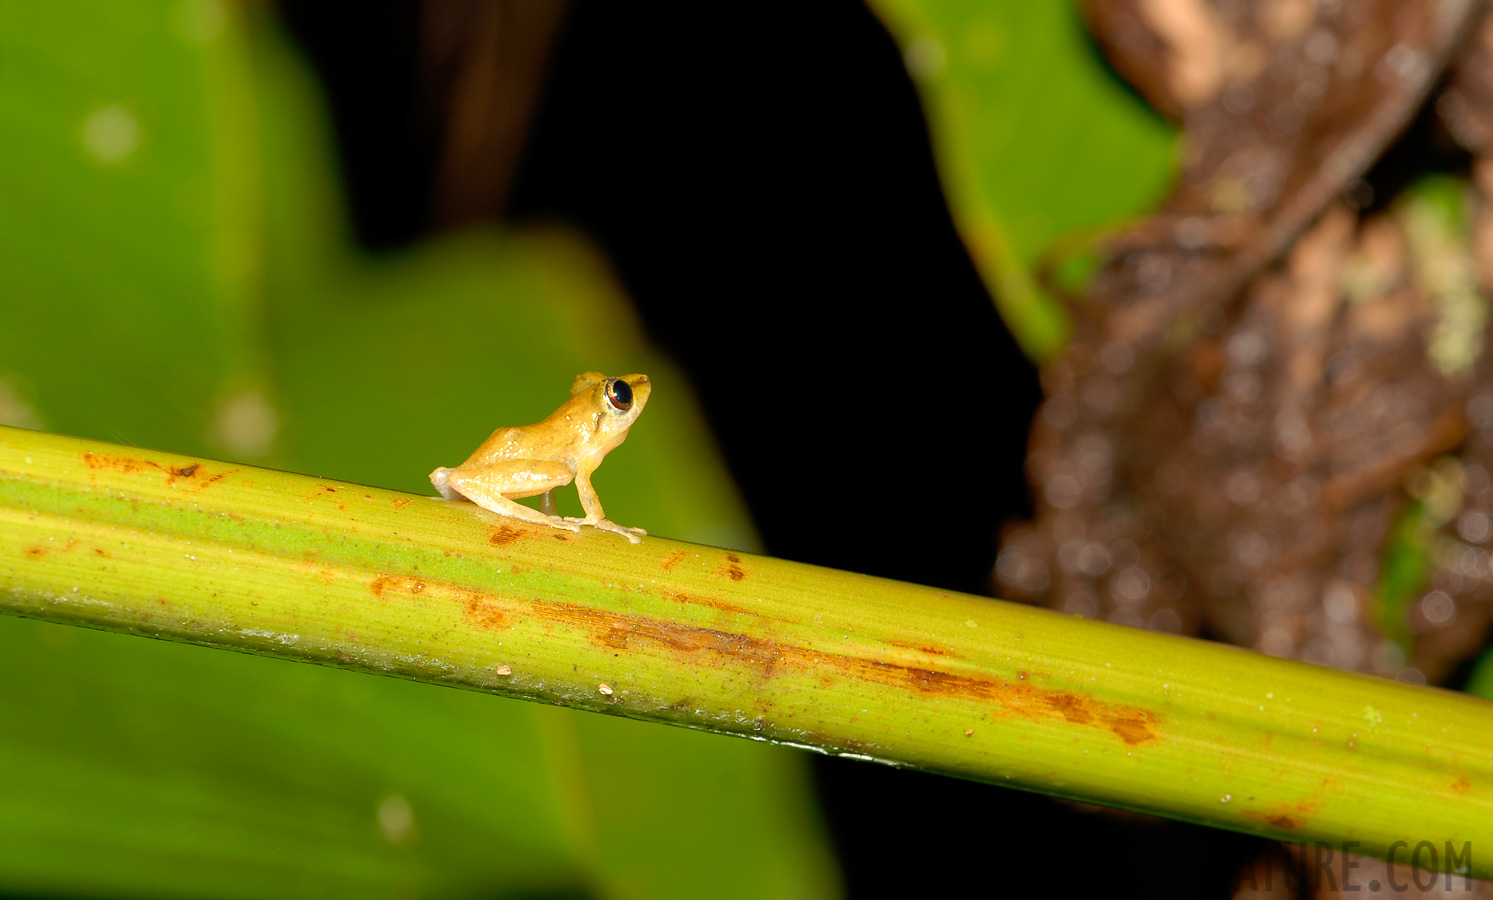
[441,462,579,533]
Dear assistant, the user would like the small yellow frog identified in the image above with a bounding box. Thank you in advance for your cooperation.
[430,372,651,542]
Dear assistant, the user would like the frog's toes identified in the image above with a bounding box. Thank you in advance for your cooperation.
[564,516,646,543]
[598,521,647,543]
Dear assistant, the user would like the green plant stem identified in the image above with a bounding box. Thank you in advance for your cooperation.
[2,425,1491,877]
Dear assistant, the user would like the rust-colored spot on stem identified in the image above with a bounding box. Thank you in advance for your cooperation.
[714,553,747,582]
[80,452,235,490]
[1243,810,1305,831]
[489,524,525,545]
[464,594,510,631]
[369,574,432,602]
[23,539,80,559]
[1241,776,1334,832]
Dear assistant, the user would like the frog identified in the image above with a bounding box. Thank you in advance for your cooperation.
[430,372,651,542]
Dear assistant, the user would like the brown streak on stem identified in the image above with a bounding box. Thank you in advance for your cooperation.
[527,599,1161,746]
[80,452,236,491]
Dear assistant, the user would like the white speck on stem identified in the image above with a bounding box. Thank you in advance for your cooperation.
[238,628,300,645]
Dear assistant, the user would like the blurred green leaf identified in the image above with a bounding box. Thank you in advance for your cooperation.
[867,0,1177,359]
[0,0,256,451]
[1371,177,1482,665]
[1374,501,1431,657]
[0,2,834,896]
[0,621,580,898]
[1467,645,1493,699]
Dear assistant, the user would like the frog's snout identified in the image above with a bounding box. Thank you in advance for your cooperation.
[626,374,652,408]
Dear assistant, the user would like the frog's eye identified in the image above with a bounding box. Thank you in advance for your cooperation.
[606,379,634,411]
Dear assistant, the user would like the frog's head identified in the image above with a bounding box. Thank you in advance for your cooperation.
[573,372,650,444]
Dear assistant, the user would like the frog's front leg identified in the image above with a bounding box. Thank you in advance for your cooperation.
[565,459,647,543]
[431,461,579,533]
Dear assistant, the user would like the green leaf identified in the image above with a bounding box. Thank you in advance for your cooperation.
[1374,501,1431,656]
[0,3,833,896]
[866,0,1178,359]
[0,0,256,452]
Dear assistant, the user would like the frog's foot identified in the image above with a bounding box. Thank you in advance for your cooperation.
[545,515,583,533]
[563,516,647,543]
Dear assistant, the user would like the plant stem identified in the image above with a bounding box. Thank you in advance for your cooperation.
[2,424,1490,878]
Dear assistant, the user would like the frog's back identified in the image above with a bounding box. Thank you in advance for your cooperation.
[465,423,543,465]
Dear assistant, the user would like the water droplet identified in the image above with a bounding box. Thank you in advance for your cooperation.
[1044,474,1082,510]
[1111,566,1151,604]
[1149,608,1182,633]
[1420,590,1456,626]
